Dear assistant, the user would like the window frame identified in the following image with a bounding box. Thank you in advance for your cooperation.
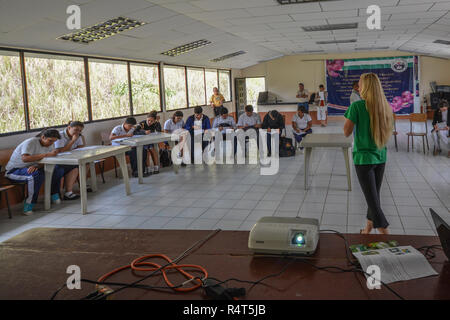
[0,46,231,136]
[218,69,232,103]
[186,66,207,108]
[128,61,162,117]
[24,52,89,129]
[163,64,189,111]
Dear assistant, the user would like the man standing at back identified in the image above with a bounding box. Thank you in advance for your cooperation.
[296,83,310,113]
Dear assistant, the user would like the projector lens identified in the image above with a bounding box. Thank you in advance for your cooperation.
[292,232,306,247]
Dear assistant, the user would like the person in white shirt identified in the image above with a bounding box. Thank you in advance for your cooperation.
[164,110,186,167]
[315,84,328,127]
[164,111,185,134]
[110,117,149,178]
[237,105,261,130]
[296,83,310,112]
[350,81,362,105]
[213,107,237,155]
[5,129,64,215]
[213,107,236,133]
[292,105,313,150]
[431,101,449,156]
[54,121,86,200]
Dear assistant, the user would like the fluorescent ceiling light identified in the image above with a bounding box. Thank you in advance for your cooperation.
[316,39,357,44]
[302,23,358,32]
[433,40,450,46]
[161,39,212,57]
[211,51,246,62]
[57,17,146,44]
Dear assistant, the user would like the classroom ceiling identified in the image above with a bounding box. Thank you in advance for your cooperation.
[0,0,449,69]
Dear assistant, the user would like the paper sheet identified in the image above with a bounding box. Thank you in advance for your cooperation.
[75,146,101,151]
[352,245,438,284]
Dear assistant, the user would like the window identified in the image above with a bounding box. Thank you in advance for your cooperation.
[0,51,25,134]
[164,65,187,110]
[246,77,266,112]
[218,70,231,101]
[130,63,161,114]
[205,69,218,104]
[89,59,129,120]
[25,53,88,129]
[187,68,205,107]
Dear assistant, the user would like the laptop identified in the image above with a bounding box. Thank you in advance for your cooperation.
[429,208,450,260]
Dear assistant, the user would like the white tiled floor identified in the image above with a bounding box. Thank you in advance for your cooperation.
[0,120,449,242]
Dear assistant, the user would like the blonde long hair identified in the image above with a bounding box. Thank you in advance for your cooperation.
[359,73,393,149]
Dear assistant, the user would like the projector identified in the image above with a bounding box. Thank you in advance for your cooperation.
[248,217,319,256]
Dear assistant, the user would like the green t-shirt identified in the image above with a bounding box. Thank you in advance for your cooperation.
[344,100,387,165]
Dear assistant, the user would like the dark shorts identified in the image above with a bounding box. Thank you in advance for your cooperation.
[57,165,78,175]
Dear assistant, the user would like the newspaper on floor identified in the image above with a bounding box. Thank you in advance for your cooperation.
[352,245,438,284]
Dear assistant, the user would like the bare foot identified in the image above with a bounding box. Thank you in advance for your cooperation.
[377,228,389,234]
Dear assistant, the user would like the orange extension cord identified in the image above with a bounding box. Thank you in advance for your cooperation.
[96,253,208,293]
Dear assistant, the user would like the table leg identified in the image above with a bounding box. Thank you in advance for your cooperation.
[343,147,352,191]
[79,164,88,214]
[304,147,312,190]
[89,162,98,192]
[116,152,131,196]
[44,164,55,211]
[137,145,144,184]
[168,141,179,174]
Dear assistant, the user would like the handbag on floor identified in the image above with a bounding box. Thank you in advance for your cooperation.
[279,137,296,157]
[159,148,172,167]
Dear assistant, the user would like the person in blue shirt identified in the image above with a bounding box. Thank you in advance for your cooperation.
[184,106,211,163]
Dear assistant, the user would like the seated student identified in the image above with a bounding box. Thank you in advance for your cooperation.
[164,111,186,166]
[212,107,236,132]
[184,106,211,163]
[292,105,313,151]
[54,121,86,200]
[164,111,185,134]
[261,110,285,156]
[5,129,65,215]
[431,101,449,156]
[137,111,161,174]
[110,117,148,178]
[213,107,237,155]
[237,105,261,130]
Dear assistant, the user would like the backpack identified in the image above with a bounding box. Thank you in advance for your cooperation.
[279,137,296,157]
[159,148,172,167]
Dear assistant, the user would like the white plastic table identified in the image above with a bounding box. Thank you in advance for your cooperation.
[39,145,131,214]
[301,134,353,190]
[116,133,178,184]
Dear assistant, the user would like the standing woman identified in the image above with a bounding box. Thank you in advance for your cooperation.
[209,87,225,118]
[343,73,393,235]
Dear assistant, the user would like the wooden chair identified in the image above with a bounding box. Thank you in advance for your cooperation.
[0,148,27,219]
[0,149,27,208]
[0,165,14,219]
[393,113,398,152]
[406,113,429,154]
[101,131,118,178]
